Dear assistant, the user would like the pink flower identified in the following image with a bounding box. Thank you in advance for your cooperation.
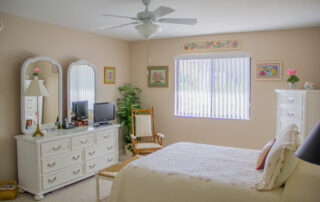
[287,69,297,75]
[34,67,40,72]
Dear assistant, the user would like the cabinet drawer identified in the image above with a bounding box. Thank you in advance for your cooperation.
[42,150,83,173]
[72,134,94,149]
[96,129,116,144]
[41,139,71,157]
[280,107,303,121]
[85,153,116,174]
[280,93,303,106]
[42,163,83,190]
[85,144,107,160]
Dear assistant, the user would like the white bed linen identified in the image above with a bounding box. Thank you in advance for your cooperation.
[109,142,284,202]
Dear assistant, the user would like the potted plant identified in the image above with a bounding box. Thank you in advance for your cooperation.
[33,67,40,79]
[116,83,142,154]
[287,69,299,89]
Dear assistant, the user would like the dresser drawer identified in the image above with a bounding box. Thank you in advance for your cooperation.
[279,120,302,133]
[96,129,116,144]
[42,163,83,190]
[72,134,94,149]
[280,107,303,122]
[85,144,109,160]
[85,153,116,174]
[41,139,71,157]
[42,150,83,174]
[280,93,303,107]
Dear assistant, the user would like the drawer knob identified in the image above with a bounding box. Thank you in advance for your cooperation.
[107,157,113,162]
[89,151,95,156]
[287,112,294,117]
[47,162,56,168]
[107,145,113,150]
[72,155,80,160]
[52,145,61,151]
[73,169,81,175]
[80,139,88,144]
[287,97,295,103]
[89,164,96,169]
[103,135,110,139]
[48,177,57,183]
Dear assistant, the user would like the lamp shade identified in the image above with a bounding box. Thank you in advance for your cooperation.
[24,79,49,97]
[296,122,320,165]
[135,22,161,39]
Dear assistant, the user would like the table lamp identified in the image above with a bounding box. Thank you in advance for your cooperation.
[24,79,49,137]
[296,122,320,165]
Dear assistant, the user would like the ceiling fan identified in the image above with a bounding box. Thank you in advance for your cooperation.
[93,0,197,39]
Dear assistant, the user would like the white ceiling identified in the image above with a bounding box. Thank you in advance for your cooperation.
[0,0,320,41]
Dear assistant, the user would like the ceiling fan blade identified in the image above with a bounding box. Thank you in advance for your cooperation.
[92,22,139,30]
[152,6,175,18]
[158,18,197,25]
[102,14,139,21]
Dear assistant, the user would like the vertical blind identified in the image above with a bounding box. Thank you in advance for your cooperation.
[175,55,251,120]
[70,65,95,110]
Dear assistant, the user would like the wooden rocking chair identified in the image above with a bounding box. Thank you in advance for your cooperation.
[130,106,165,155]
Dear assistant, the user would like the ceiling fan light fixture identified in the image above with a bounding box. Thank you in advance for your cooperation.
[135,22,161,39]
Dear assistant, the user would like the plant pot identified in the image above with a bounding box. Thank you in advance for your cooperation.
[125,144,133,156]
[33,76,39,80]
[288,82,297,89]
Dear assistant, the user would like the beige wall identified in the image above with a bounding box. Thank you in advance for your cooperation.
[0,12,130,180]
[129,27,320,150]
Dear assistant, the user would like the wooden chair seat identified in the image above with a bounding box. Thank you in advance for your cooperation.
[135,142,162,149]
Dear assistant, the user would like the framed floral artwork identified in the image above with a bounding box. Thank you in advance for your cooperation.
[183,39,241,51]
[104,67,116,84]
[255,61,282,80]
[147,66,168,88]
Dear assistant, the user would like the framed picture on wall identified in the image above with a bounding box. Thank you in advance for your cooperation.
[255,61,282,80]
[147,66,168,88]
[104,67,116,84]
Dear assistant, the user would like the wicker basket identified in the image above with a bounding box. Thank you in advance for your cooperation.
[0,180,17,200]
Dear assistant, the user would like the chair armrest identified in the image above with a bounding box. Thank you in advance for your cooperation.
[156,133,165,139]
[130,134,136,139]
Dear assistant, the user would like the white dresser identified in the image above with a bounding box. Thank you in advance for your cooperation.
[15,124,120,200]
[275,89,320,140]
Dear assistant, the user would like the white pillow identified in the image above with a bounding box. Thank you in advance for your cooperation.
[256,124,300,190]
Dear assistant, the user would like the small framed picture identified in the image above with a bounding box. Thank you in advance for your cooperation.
[104,67,116,84]
[255,61,282,80]
[147,66,168,88]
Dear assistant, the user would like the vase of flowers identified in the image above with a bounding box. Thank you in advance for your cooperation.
[287,69,299,89]
[33,67,40,79]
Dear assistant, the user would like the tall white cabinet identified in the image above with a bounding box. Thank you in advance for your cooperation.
[15,124,119,200]
[275,89,320,140]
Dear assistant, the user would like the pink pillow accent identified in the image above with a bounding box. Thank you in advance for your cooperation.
[256,138,276,170]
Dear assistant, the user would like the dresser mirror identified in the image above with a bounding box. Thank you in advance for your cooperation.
[67,60,97,122]
[21,56,63,134]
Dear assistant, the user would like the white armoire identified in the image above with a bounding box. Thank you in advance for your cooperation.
[275,89,320,140]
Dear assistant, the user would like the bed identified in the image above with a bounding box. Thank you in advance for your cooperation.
[108,142,284,202]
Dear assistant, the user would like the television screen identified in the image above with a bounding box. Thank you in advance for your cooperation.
[94,102,115,124]
[72,101,88,121]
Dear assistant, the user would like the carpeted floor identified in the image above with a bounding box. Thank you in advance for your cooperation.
[9,176,112,202]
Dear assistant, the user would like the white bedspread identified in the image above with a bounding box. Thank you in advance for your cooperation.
[109,142,284,202]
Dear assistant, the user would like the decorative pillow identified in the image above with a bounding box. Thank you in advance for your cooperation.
[256,124,300,191]
[256,138,276,170]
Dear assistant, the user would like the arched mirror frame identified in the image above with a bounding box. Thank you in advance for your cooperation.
[21,56,63,134]
[67,60,97,122]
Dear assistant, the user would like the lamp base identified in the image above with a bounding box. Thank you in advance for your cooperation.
[33,123,43,137]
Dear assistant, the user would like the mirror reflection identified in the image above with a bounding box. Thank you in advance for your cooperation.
[24,60,59,130]
[68,63,96,122]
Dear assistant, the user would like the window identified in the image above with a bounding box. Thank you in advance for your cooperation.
[174,54,251,120]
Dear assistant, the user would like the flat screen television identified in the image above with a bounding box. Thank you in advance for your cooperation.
[94,102,115,125]
[72,101,88,121]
